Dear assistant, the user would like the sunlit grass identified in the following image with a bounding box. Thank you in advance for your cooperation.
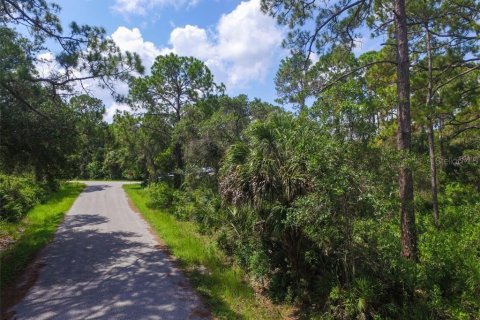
[0,183,84,291]
[124,184,290,320]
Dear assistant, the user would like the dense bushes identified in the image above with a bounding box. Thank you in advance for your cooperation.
[416,189,480,319]
[145,182,174,209]
[148,184,480,319]
[145,113,480,319]
[0,174,51,221]
[229,193,479,318]
[216,114,402,313]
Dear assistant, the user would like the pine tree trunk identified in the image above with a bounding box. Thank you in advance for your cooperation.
[173,97,183,189]
[425,27,440,228]
[427,120,440,227]
[394,0,418,261]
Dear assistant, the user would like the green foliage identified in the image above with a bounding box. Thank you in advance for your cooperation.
[1,0,143,86]
[0,174,50,221]
[275,52,316,110]
[219,113,390,305]
[129,53,222,113]
[1,1,143,184]
[166,110,480,319]
[417,198,480,318]
[124,184,290,319]
[127,53,224,187]
[66,95,111,180]
[183,188,224,232]
[0,183,83,292]
[145,182,174,209]
[443,183,479,206]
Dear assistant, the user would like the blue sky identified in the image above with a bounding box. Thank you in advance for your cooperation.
[50,0,286,120]
[50,0,383,121]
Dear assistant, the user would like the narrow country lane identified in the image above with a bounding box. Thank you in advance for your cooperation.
[9,182,209,320]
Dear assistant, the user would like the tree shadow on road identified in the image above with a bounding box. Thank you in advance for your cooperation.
[81,185,111,193]
[8,213,233,319]
[61,214,109,229]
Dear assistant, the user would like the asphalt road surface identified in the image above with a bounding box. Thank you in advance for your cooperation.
[9,181,209,320]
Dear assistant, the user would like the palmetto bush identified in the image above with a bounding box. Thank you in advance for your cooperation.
[216,113,480,318]
[219,114,389,304]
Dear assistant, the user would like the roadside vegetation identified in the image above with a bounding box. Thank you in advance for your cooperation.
[0,182,84,292]
[125,184,291,319]
[126,112,480,318]
[0,174,54,222]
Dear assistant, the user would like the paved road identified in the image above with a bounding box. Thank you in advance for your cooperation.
[9,182,209,320]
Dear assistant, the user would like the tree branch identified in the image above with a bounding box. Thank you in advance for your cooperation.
[316,60,397,93]
[1,82,51,120]
[434,65,480,91]
[305,0,366,62]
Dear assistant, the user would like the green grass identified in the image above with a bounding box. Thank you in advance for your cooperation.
[124,184,291,320]
[0,183,84,291]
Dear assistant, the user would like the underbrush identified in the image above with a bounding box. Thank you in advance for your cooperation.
[142,181,480,319]
[125,184,291,319]
[0,174,56,222]
[0,183,84,293]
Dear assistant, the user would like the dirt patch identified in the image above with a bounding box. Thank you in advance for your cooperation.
[0,235,15,253]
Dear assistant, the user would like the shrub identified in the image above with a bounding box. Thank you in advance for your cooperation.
[188,188,224,232]
[86,161,106,179]
[0,174,49,221]
[443,182,479,206]
[145,182,174,209]
[417,200,480,318]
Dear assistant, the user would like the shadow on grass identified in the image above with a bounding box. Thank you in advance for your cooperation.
[186,269,249,320]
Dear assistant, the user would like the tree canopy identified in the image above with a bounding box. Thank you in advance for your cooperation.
[1,0,479,318]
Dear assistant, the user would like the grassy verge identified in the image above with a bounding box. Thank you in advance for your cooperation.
[0,183,84,291]
[124,184,291,320]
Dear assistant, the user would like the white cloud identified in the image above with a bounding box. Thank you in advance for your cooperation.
[111,27,160,70]
[110,0,283,89]
[35,52,56,78]
[37,52,55,61]
[94,0,283,121]
[169,25,214,60]
[167,0,284,87]
[112,0,199,15]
